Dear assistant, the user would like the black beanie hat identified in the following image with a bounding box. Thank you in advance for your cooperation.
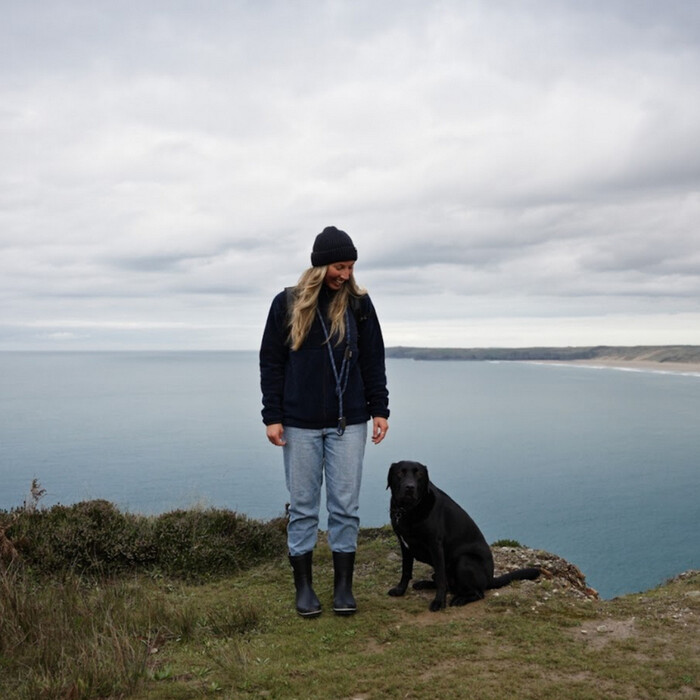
[311,226,358,267]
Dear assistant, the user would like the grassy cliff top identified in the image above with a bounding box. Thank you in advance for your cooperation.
[140,534,700,699]
[2,514,698,699]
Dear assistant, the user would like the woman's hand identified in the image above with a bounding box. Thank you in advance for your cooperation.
[371,417,388,445]
[266,423,286,446]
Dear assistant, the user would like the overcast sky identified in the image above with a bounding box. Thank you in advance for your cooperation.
[2,0,700,351]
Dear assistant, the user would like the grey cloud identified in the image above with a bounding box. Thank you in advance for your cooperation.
[2,1,700,350]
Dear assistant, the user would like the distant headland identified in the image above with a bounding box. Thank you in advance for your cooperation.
[385,345,700,366]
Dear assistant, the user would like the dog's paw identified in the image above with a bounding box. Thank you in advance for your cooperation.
[388,586,406,597]
[412,579,437,590]
[429,597,446,612]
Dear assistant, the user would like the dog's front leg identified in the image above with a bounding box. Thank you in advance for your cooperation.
[428,538,448,611]
[388,538,414,597]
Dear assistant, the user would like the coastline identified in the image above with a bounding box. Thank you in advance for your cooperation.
[530,358,700,376]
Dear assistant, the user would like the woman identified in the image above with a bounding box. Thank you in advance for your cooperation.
[260,226,390,617]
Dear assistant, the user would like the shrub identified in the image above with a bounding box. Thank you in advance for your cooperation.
[491,539,523,548]
[153,508,286,577]
[5,500,156,575]
[3,501,286,578]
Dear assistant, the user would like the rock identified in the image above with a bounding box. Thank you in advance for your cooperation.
[492,546,599,600]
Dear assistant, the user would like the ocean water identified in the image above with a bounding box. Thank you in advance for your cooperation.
[1,351,698,599]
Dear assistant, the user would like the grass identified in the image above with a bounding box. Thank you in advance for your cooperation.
[0,562,267,699]
[128,532,699,700]
[1,504,698,699]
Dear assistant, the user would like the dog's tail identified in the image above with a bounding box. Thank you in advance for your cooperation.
[489,567,541,589]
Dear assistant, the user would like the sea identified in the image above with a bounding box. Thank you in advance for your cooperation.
[1,351,698,599]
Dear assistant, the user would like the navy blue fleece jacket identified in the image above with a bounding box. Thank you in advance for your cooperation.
[259,286,390,429]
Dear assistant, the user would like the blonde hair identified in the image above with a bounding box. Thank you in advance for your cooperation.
[288,267,366,351]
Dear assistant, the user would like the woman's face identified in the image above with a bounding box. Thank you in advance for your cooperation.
[324,261,355,291]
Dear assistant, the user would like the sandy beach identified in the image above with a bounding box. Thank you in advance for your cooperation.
[538,359,700,375]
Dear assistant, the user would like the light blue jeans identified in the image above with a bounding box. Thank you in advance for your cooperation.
[283,423,368,556]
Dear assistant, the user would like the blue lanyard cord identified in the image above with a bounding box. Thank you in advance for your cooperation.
[316,309,352,435]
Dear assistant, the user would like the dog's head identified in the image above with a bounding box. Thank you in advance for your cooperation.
[387,460,429,509]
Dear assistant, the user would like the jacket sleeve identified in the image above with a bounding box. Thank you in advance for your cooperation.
[357,295,390,419]
[259,291,289,425]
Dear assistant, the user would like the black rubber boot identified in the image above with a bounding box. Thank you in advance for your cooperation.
[332,551,357,616]
[289,552,322,618]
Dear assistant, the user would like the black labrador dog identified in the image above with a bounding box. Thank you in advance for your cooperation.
[387,460,540,611]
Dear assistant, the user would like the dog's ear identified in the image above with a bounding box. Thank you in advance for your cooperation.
[386,462,397,490]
